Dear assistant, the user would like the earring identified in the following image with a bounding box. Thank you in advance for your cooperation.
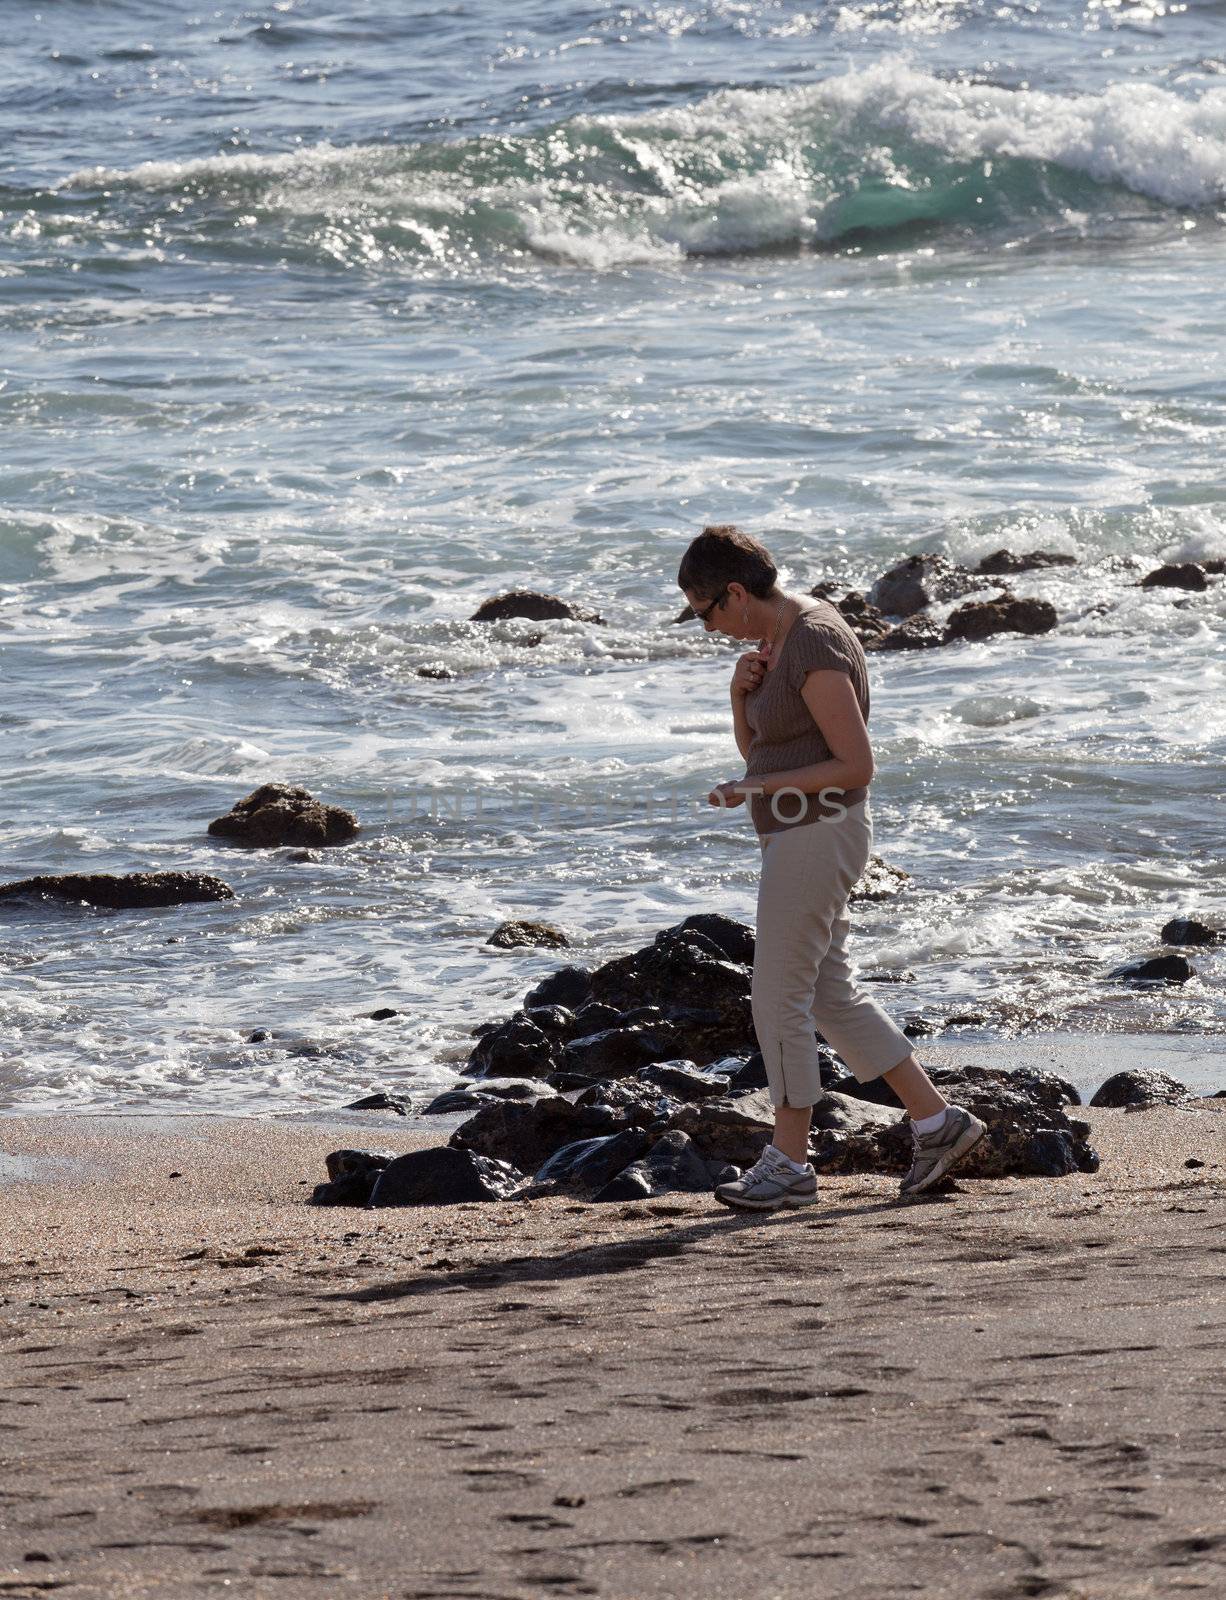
[742,608,749,626]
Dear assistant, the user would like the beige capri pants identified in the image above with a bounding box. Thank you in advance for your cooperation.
[751,796,913,1109]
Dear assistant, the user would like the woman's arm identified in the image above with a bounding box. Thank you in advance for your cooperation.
[728,670,875,798]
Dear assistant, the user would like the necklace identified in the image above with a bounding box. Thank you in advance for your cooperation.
[760,594,791,662]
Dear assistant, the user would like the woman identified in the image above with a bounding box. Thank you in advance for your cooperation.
[677,524,986,1210]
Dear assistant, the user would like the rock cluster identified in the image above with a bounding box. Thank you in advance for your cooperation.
[486,920,570,950]
[311,1058,1102,1208]
[208,783,358,848]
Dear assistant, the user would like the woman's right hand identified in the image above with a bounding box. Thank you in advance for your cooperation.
[731,649,768,698]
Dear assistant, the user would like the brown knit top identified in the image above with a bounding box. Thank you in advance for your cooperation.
[743,597,870,835]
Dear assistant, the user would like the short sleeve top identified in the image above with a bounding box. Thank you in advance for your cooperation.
[743,599,871,835]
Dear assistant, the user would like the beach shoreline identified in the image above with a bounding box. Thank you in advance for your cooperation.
[3,1080,1224,1598]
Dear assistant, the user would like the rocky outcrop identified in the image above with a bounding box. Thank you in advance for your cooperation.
[943,593,1058,644]
[470,590,604,624]
[0,871,234,910]
[1140,563,1208,592]
[975,549,1076,575]
[208,783,358,848]
[1161,916,1225,947]
[865,616,945,652]
[868,553,984,618]
[486,919,570,950]
[1108,954,1195,985]
[806,588,892,645]
[1089,1069,1192,1110]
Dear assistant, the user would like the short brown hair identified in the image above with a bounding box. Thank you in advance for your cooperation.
[677,524,779,602]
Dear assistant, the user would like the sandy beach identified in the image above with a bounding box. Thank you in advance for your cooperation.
[3,1084,1224,1599]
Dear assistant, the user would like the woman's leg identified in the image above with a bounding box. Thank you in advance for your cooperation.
[750,823,847,1156]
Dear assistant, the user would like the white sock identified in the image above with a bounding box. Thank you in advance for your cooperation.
[912,1107,950,1136]
[765,1143,811,1173]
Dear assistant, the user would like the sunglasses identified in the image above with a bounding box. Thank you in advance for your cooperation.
[693,586,730,623]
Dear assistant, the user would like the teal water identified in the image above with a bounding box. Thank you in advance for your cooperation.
[1,2,1224,1111]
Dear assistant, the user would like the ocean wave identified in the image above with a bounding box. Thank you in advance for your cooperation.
[44,62,1226,272]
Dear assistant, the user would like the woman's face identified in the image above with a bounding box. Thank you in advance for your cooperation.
[683,583,749,639]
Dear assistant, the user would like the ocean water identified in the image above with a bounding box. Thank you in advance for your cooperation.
[1,0,1224,1114]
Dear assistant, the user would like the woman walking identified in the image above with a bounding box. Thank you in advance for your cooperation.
[677,524,987,1210]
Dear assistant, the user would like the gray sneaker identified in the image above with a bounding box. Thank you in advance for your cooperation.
[899,1105,987,1198]
[714,1146,818,1213]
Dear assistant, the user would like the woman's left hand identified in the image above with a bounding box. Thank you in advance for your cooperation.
[707,780,747,808]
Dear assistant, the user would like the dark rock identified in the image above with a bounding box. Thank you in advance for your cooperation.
[368,1007,399,1021]
[1202,557,1226,575]
[849,855,911,903]
[902,1012,938,1038]
[344,1091,410,1116]
[451,1094,627,1173]
[1161,916,1225,947]
[825,1071,904,1108]
[309,1149,392,1207]
[0,871,234,910]
[525,965,593,1010]
[587,925,754,1060]
[1140,562,1207,592]
[868,553,984,618]
[664,1088,775,1167]
[637,1060,731,1099]
[674,913,756,966]
[975,549,1076,575]
[829,590,892,645]
[1185,1157,1206,1169]
[421,1088,494,1116]
[466,1013,557,1079]
[523,1005,575,1034]
[416,662,455,680]
[592,1130,717,1202]
[487,919,570,950]
[865,616,946,652]
[723,1051,769,1091]
[469,590,604,625]
[535,1128,651,1189]
[561,1024,672,1079]
[208,783,358,848]
[943,593,1058,644]
[1089,1069,1191,1109]
[568,1000,621,1034]
[861,969,917,983]
[573,1077,676,1125]
[247,1028,270,1043]
[370,1146,525,1206]
[1107,954,1195,985]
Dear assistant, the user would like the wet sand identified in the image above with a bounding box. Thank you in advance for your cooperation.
[2,1099,1225,1598]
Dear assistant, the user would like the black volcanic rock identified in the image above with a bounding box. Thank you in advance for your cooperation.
[0,872,234,910]
[470,590,604,624]
[1140,563,1208,592]
[1089,1069,1191,1110]
[370,1146,525,1206]
[943,593,1058,644]
[208,783,357,848]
